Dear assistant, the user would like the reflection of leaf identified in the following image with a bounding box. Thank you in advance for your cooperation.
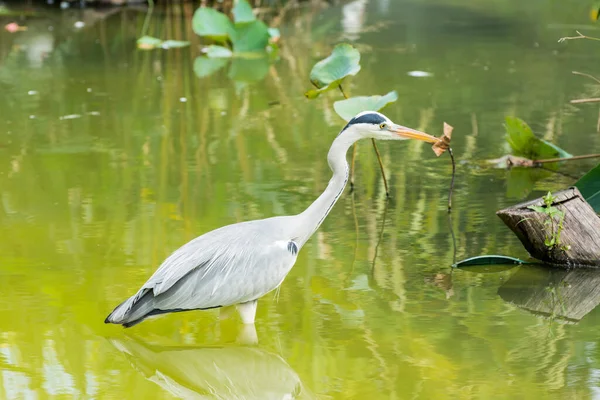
[160,40,191,49]
[333,91,398,121]
[204,45,233,58]
[232,0,255,24]
[305,44,361,99]
[137,36,190,50]
[192,7,234,41]
[575,163,600,212]
[504,117,571,161]
[231,20,270,53]
[228,56,270,83]
[193,57,229,78]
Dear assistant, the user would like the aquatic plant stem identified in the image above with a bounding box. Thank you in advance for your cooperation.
[447,148,455,212]
[141,0,155,37]
[338,84,390,197]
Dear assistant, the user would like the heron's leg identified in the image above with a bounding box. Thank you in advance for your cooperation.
[236,299,258,324]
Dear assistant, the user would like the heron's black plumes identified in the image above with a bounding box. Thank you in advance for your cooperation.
[339,112,387,135]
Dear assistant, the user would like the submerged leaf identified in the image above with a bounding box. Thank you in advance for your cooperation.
[575,163,600,212]
[504,117,572,161]
[333,91,398,121]
[192,7,234,41]
[232,0,255,24]
[305,44,361,98]
[453,255,528,268]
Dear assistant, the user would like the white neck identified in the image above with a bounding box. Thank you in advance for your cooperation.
[294,128,363,247]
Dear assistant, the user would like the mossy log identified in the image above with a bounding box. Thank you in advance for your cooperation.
[496,187,600,267]
[498,265,600,322]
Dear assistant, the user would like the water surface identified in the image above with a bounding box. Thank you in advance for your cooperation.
[1,1,600,398]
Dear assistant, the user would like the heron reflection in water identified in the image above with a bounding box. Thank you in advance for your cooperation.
[110,337,313,399]
[105,112,439,327]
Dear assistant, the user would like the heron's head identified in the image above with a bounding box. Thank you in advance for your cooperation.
[341,111,438,143]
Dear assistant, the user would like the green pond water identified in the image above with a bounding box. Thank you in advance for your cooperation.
[2,1,600,398]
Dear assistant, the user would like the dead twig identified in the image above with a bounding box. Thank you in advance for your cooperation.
[571,98,600,104]
[558,30,600,43]
[572,71,600,85]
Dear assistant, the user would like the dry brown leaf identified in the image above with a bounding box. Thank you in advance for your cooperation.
[432,122,453,156]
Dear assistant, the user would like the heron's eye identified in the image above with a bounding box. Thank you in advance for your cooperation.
[379,123,388,130]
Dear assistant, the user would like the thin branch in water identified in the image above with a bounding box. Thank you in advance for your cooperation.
[447,148,456,212]
[558,30,600,43]
[533,153,600,164]
[572,71,600,85]
[571,97,600,104]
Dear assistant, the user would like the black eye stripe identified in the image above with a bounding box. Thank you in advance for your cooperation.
[339,113,387,134]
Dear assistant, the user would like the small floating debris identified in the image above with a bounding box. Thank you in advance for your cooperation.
[5,22,27,33]
[74,21,85,29]
[407,70,433,78]
[179,97,187,103]
[59,114,82,120]
[27,90,38,95]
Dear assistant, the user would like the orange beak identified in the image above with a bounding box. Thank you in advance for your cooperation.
[389,124,439,143]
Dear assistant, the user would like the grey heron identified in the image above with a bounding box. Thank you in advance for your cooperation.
[105,111,439,328]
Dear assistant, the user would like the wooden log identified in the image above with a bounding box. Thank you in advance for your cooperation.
[496,187,600,267]
[498,265,600,322]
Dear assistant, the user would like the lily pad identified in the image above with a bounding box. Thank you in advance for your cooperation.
[231,20,270,53]
[137,36,163,49]
[232,0,255,24]
[192,7,234,41]
[453,255,528,268]
[504,117,572,161]
[333,91,398,121]
[305,44,361,99]
[575,163,600,212]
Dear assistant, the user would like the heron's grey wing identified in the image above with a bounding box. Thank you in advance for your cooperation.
[127,218,297,308]
[149,233,299,311]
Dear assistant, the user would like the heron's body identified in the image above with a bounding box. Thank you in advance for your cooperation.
[105,112,438,327]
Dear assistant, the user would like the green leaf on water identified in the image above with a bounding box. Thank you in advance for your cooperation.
[232,0,255,24]
[575,162,600,212]
[203,45,234,58]
[231,20,270,53]
[193,57,229,78]
[333,91,398,121]
[192,7,234,41]
[453,255,528,268]
[136,36,163,49]
[305,43,361,99]
[504,117,572,161]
